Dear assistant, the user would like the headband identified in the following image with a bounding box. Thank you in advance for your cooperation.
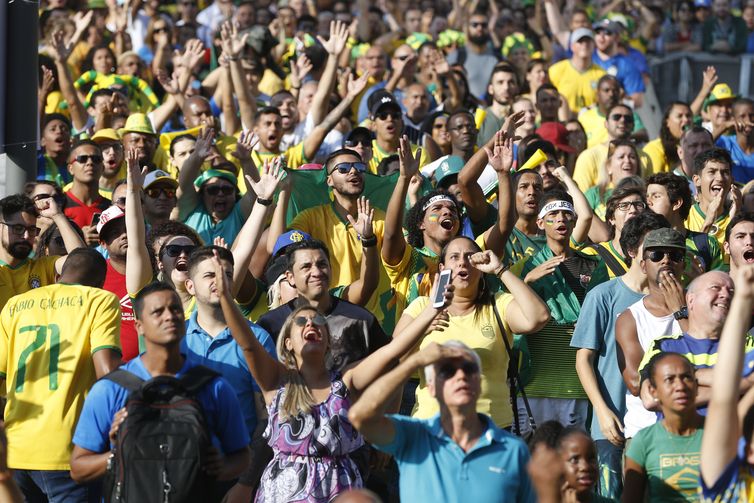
[422,194,455,212]
[538,200,575,219]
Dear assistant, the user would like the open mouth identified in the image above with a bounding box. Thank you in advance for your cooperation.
[174,259,188,272]
[440,218,455,230]
[456,269,469,280]
[744,249,754,263]
[710,184,724,195]
[303,328,321,342]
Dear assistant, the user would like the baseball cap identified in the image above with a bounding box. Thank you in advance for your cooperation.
[344,127,374,148]
[144,170,178,190]
[570,28,594,45]
[368,89,401,117]
[91,128,121,143]
[272,230,313,257]
[193,168,238,189]
[536,122,576,153]
[592,19,620,34]
[96,205,125,234]
[434,156,465,188]
[642,228,686,251]
[703,83,737,111]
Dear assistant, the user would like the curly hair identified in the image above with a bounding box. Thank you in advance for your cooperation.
[406,189,462,249]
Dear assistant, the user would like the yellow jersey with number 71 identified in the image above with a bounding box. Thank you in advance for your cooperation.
[0,283,121,470]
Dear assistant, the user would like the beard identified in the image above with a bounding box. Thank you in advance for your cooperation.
[468,33,490,45]
[7,242,32,260]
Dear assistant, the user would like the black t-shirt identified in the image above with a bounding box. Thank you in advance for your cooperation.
[257,295,390,372]
[559,253,600,305]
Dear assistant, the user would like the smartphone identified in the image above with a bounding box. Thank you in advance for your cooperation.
[432,269,452,308]
[91,213,102,228]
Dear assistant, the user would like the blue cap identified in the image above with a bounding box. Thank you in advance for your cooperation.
[273,230,313,257]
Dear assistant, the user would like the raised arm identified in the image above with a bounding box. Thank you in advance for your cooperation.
[690,66,718,117]
[382,135,419,265]
[177,127,214,220]
[220,22,256,131]
[552,166,593,244]
[479,132,515,257]
[310,21,349,126]
[543,0,571,49]
[124,149,155,294]
[701,265,754,487]
[232,131,262,218]
[47,30,88,132]
[34,197,85,274]
[341,197,379,306]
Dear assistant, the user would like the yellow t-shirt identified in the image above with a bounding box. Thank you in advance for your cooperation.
[290,205,395,331]
[0,256,59,313]
[252,142,308,172]
[572,142,651,192]
[160,127,240,179]
[0,283,121,469]
[685,203,731,253]
[642,137,667,176]
[384,244,438,332]
[368,140,429,175]
[404,292,515,427]
[548,60,606,113]
[578,106,610,149]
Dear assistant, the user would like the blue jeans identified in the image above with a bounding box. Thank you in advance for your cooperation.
[14,470,100,503]
[595,440,623,500]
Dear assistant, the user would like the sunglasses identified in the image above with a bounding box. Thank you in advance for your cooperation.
[162,244,197,258]
[644,249,685,263]
[610,113,634,122]
[145,187,177,199]
[76,154,103,164]
[470,22,486,28]
[344,139,371,148]
[0,222,40,237]
[438,360,479,380]
[615,200,646,211]
[204,185,235,196]
[375,111,402,121]
[329,161,367,175]
[293,314,327,327]
[153,27,169,34]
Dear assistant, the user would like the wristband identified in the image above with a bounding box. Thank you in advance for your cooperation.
[360,235,377,248]
[495,264,508,277]
[256,197,273,206]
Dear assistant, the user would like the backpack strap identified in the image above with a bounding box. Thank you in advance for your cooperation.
[691,231,712,270]
[179,366,220,395]
[590,243,626,277]
[103,369,145,392]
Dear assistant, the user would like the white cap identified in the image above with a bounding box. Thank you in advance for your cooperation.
[96,205,125,234]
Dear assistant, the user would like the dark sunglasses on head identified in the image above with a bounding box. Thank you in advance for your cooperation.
[293,314,327,327]
[162,244,197,258]
[644,249,685,263]
[610,113,634,122]
[330,161,367,175]
[204,185,235,196]
[344,138,371,148]
[145,187,177,199]
[438,360,479,380]
[76,154,103,164]
[375,110,402,121]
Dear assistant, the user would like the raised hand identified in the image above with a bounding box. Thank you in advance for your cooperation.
[125,148,145,187]
[73,10,94,37]
[469,250,505,275]
[180,39,205,72]
[346,197,375,239]
[231,130,260,161]
[48,29,73,63]
[398,135,421,178]
[552,165,573,184]
[35,193,62,219]
[247,157,286,200]
[39,65,55,98]
[210,249,231,297]
[501,110,526,141]
[346,70,370,99]
[317,20,350,56]
[220,21,249,59]
[414,341,468,368]
[484,131,513,173]
[194,127,215,160]
[156,69,182,95]
[213,236,229,249]
[291,53,314,86]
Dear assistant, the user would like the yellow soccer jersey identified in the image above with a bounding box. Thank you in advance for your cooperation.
[368,140,429,175]
[686,203,731,253]
[642,138,668,175]
[0,283,121,469]
[578,106,610,149]
[290,205,395,331]
[548,60,606,113]
[0,256,59,314]
[383,243,438,330]
[252,142,308,171]
[573,143,651,192]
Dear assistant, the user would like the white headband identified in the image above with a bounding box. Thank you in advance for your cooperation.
[422,195,455,212]
[538,200,575,219]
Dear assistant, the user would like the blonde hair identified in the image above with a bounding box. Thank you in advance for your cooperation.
[275,305,330,420]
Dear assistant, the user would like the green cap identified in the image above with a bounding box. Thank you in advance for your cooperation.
[434,156,464,188]
[703,83,737,111]
[193,169,238,189]
[642,228,686,251]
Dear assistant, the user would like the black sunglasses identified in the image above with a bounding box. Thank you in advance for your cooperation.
[610,113,634,122]
[644,249,685,263]
[204,185,235,196]
[293,314,327,327]
[163,244,197,258]
[76,154,103,164]
[438,360,479,380]
[344,138,371,148]
[329,162,367,175]
[375,110,402,121]
[145,187,177,199]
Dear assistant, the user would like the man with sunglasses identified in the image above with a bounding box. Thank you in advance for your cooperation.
[63,141,111,244]
[142,170,178,227]
[342,127,374,165]
[367,90,429,174]
[91,128,125,199]
[349,340,535,502]
[615,228,686,441]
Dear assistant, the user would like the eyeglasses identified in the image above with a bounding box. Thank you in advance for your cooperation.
[75,154,103,164]
[162,244,197,258]
[615,200,647,211]
[449,124,476,132]
[644,249,685,263]
[145,187,177,199]
[0,221,40,237]
[329,161,367,175]
[293,314,327,327]
[375,110,402,121]
[469,22,486,28]
[438,360,479,380]
[344,139,371,148]
[204,185,235,196]
[610,113,634,123]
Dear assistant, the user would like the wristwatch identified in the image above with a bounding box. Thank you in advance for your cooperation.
[673,306,688,320]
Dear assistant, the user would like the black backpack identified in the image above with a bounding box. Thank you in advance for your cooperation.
[103,366,219,503]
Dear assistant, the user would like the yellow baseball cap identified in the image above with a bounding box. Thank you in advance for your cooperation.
[91,128,121,143]
[703,83,737,111]
[118,113,156,136]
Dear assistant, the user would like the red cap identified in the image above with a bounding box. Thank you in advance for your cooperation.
[536,122,576,153]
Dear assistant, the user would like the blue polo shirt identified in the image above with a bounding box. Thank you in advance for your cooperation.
[73,356,250,454]
[183,200,245,247]
[375,413,535,503]
[182,312,276,437]
[592,51,645,96]
[716,135,754,183]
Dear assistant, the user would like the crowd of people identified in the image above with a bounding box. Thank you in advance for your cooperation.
[4,0,754,501]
